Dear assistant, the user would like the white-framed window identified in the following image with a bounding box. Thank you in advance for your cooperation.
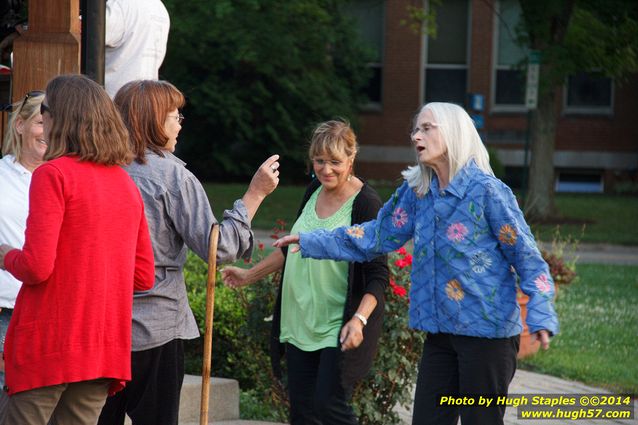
[491,0,527,112]
[346,0,385,108]
[564,72,613,115]
[424,0,470,106]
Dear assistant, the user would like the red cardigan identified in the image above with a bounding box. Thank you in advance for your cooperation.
[3,156,155,395]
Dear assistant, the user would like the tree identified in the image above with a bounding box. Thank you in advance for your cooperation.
[160,0,373,182]
[518,0,638,220]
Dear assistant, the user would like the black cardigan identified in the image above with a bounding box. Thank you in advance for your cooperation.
[270,179,389,389]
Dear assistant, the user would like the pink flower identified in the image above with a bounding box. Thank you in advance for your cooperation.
[392,207,409,228]
[534,274,551,293]
[446,222,468,243]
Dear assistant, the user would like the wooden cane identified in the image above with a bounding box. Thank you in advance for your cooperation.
[200,223,220,425]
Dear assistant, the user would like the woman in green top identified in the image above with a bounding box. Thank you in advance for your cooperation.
[222,120,388,424]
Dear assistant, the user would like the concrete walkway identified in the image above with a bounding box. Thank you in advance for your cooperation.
[394,370,636,424]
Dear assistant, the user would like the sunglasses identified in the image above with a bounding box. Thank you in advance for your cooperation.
[17,90,45,115]
[40,102,51,116]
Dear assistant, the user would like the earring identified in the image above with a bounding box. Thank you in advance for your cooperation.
[347,174,352,182]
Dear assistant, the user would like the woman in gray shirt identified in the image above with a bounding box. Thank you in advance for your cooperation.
[98,80,280,425]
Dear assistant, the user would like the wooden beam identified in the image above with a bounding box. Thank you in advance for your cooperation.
[11,0,81,102]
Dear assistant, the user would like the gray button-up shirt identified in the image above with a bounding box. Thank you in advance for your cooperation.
[125,150,254,351]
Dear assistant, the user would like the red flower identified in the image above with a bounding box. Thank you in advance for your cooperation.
[397,247,407,256]
[258,242,265,251]
[404,254,413,266]
[389,278,407,297]
[392,284,407,297]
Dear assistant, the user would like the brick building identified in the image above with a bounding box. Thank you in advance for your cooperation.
[350,0,638,192]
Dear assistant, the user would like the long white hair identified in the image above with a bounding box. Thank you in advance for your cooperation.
[402,102,493,196]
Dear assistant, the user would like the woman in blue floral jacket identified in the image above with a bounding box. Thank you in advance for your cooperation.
[274,102,559,425]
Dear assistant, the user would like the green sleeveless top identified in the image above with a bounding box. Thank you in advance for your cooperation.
[279,186,357,350]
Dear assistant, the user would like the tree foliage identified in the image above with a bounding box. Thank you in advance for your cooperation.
[160,0,373,182]
[516,0,638,219]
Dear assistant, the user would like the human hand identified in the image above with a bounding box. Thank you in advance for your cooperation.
[533,329,551,350]
[246,154,280,200]
[272,234,300,252]
[0,244,15,270]
[339,318,364,351]
[220,266,252,288]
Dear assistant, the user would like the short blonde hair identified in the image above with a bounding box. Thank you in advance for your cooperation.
[2,91,45,162]
[402,102,493,195]
[44,74,132,165]
[308,119,358,161]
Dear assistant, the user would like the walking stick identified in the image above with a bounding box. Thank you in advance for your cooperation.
[200,223,220,425]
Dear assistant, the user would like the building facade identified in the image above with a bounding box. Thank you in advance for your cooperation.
[351,0,638,192]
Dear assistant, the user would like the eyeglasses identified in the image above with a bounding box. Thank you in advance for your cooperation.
[17,90,45,115]
[312,158,345,168]
[411,122,439,137]
[40,102,52,116]
[168,113,184,124]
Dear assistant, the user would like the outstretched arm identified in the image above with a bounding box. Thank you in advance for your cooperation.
[221,248,284,288]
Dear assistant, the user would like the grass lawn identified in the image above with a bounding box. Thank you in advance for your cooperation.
[519,264,638,394]
[203,183,638,245]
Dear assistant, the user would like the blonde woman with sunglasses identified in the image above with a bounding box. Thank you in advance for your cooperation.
[0,90,46,390]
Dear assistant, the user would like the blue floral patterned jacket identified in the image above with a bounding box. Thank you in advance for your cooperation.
[298,162,559,338]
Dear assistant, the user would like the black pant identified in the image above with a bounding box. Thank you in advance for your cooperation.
[412,333,519,425]
[97,339,185,425]
[286,343,358,425]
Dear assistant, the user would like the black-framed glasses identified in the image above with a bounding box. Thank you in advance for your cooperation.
[17,90,45,115]
[40,102,51,116]
[168,113,184,124]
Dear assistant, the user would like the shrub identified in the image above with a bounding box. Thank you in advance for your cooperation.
[184,224,423,423]
[355,247,424,425]
[540,226,580,288]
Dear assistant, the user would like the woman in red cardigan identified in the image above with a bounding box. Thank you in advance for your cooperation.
[0,74,155,425]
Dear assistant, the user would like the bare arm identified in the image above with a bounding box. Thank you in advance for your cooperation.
[241,155,280,222]
[221,248,285,288]
[339,293,378,351]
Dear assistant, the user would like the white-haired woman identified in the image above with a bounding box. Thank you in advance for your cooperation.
[274,102,559,425]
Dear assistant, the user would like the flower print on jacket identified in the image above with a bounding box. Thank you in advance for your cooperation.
[445,279,465,301]
[392,207,409,228]
[447,222,468,243]
[346,225,365,239]
[469,251,492,274]
[498,224,518,246]
[534,273,551,293]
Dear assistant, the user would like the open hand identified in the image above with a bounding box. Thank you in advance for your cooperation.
[220,266,251,288]
[272,234,300,252]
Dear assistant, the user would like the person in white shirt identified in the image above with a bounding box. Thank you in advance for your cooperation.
[0,90,46,387]
[105,0,170,98]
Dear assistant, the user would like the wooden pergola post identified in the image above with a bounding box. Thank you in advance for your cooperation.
[11,0,80,102]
